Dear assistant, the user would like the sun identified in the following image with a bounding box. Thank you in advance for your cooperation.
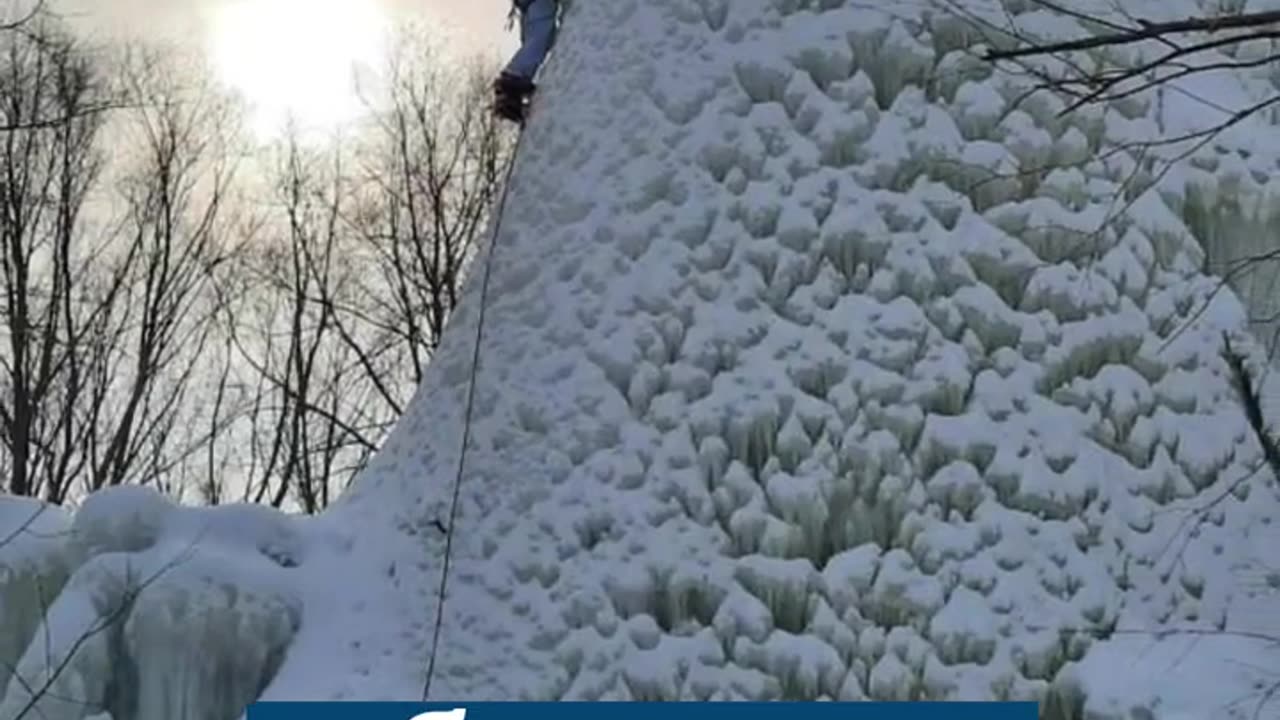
[209,0,389,140]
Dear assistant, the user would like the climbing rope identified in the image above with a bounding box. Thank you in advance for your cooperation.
[422,118,528,701]
[421,0,575,697]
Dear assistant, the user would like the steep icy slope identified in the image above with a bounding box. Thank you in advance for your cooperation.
[349,0,1280,707]
[4,0,1280,717]
[346,0,1280,707]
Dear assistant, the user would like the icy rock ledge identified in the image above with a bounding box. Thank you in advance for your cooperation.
[0,488,302,720]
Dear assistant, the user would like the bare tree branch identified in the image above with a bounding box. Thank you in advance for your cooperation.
[0,1,45,34]
[985,9,1280,61]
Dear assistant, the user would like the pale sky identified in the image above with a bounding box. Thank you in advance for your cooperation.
[45,0,517,138]
[57,0,510,49]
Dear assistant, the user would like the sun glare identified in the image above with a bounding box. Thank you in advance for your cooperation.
[209,0,388,141]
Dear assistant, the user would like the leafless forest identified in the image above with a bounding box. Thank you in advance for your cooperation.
[0,5,515,510]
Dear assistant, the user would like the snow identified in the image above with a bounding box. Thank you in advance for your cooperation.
[0,489,308,720]
[0,485,431,718]
[0,499,73,703]
[1058,632,1280,720]
[6,0,1280,717]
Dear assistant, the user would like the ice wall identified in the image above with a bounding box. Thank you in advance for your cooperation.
[4,0,1280,718]
[345,0,1280,709]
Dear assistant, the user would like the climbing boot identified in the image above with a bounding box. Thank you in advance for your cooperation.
[494,71,536,99]
[493,89,526,123]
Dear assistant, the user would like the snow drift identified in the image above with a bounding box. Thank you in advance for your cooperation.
[4,0,1280,718]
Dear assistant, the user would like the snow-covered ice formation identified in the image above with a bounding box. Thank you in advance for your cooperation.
[0,489,306,720]
[5,0,1280,718]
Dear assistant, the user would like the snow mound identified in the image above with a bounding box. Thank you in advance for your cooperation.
[1,480,436,718]
[0,488,304,720]
[6,0,1280,716]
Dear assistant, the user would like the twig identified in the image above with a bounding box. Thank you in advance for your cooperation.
[986,9,1280,60]
[1223,333,1280,481]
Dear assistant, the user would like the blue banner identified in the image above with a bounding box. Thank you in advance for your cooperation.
[248,702,1038,720]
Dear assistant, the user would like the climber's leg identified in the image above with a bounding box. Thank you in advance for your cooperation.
[503,0,558,82]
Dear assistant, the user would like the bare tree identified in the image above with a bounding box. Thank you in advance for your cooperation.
[218,128,372,512]
[82,46,239,495]
[200,33,514,512]
[0,22,239,501]
[0,5,120,135]
[344,33,512,394]
[0,19,113,498]
[3,17,512,508]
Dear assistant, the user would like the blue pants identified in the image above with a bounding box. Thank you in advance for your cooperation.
[504,0,558,80]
